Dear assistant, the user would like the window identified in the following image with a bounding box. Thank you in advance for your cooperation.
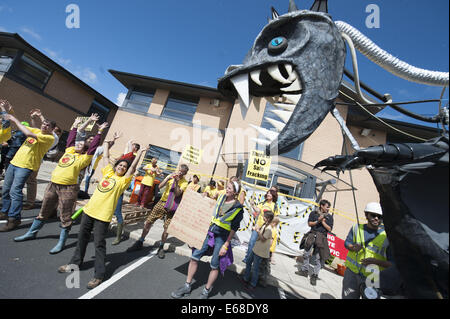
[87,100,110,124]
[141,145,181,175]
[0,47,17,73]
[161,93,198,124]
[11,53,51,89]
[123,90,154,113]
[257,102,304,161]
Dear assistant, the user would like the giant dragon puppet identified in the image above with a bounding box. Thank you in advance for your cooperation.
[217,0,449,299]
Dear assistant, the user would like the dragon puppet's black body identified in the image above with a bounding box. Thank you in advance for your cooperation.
[218,0,448,298]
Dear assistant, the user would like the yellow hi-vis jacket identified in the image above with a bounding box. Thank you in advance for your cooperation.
[211,194,242,231]
[345,224,389,277]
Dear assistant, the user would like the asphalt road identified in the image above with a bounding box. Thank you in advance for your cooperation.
[0,206,298,300]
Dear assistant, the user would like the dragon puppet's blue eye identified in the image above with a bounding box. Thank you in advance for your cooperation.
[268,36,288,55]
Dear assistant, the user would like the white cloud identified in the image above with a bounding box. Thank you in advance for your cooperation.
[43,48,72,66]
[20,26,42,41]
[378,111,409,121]
[116,92,127,106]
[75,68,97,84]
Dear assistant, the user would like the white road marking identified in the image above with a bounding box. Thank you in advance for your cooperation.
[78,248,158,299]
[0,218,34,224]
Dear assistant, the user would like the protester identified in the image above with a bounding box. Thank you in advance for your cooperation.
[241,210,274,290]
[111,139,141,245]
[244,188,279,263]
[187,174,202,193]
[296,199,333,286]
[0,107,55,232]
[215,180,226,199]
[0,100,12,144]
[57,141,147,289]
[44,125,62,161]
[23,109,62,210]
[136,157,162,209]
[1,116,27,174]
[126,164,189,258]
[203,180,217,199]
[171,180,243,299]
[230,176,245,205]
[258,215,281,286]
[342,202,398,299]
[14,119,108,254]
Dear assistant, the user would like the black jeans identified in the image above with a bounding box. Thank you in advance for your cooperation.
[70,213,109,279]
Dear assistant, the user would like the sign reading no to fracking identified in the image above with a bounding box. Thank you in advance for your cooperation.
[246,150,272,181]
[181,145,203,165]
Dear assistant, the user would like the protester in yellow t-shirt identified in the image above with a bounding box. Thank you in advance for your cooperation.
[0,107,55,232]
[214,180,226,199]
[58,139,147,289]
[137,157,162,208]
[0,100,12,143]
[243,189,280,263]
[14,119,108,254]
[203,180,217,199]
[126,164,190,258]
[187,174,202,193]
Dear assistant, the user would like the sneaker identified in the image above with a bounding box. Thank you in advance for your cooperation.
[199,287,210,299]
[310,274,318,286]
[157,247,165,259]
[58,264,75,273]
[126,240,143,252]
[87,278,103,289]
[295,269,309,277]
[171,283,192,299]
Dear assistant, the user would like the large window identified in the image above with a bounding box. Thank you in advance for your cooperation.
[123,90,154,113]
[257,102,304,161]
[141,145,181,175]
[87,100,110,124]
[11,53,51,89]
[161,93,198,124]
[0,47,17,73]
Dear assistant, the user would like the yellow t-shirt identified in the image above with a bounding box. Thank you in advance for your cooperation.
[256,201,280,228]
[92,154,103,170]
[0,126,11,144]
[161,177,189,202]
[270,226,278,253]
[187,182,201,193]
[51,147,93,185]
[83,164,133,222]
[141,164,157,187]
[203,186,218,199]
[10,128,55,171]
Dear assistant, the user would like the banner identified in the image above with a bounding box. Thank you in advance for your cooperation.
[234,184,348,260]
[167,189,216,249]
[181,145,203,165]
[245,150,271,181]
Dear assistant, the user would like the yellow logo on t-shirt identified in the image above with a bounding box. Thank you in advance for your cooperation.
[58,153,76,168]
[97,177,116,193]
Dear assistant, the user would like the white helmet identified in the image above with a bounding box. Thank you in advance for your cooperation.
[364,202,383,215]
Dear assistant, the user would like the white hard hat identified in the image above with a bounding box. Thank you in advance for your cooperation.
[364,202,383,215]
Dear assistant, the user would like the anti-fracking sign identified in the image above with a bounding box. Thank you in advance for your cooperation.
[181,145,203,165]
[246,150,272,181]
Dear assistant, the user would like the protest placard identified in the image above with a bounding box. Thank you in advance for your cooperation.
[71,116,95,131]
[167,189,216,249]
[246,150,272,181]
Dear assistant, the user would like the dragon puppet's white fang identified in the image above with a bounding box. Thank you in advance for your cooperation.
[217,0,449,299]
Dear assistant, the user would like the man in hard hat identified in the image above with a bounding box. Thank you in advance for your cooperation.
[342,202,395,299]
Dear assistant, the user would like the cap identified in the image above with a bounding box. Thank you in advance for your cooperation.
[21,121,30,127]
[364,202,382,215]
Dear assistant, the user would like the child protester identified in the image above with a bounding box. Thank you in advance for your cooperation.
[58,139,147,289]
[242,210,275,290]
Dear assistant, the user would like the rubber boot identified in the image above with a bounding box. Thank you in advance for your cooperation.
[14,219,44,242]
[49,228,69,254]
[112,223,123,245]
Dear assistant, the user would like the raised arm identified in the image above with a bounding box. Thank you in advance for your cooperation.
[78,113,99,134]
[5,114,37,139]
[125,147,147,178]
[86,122,108,155]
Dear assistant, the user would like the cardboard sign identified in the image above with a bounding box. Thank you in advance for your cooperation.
[246,150,272,181]
[167,189,216,249]
[181,145,203,165]
[71,117,95,132]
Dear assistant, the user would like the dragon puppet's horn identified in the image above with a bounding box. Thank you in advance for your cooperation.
[310,0,328,13]
[288,0,299,12]
[271,6,280,19]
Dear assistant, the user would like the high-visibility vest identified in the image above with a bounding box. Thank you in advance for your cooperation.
[211,194,242,231]
[345,224,389,277]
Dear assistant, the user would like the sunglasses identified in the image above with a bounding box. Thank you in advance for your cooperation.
[368,213,383,219]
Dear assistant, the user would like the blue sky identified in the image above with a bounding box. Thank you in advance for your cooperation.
[0,0,448,129]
